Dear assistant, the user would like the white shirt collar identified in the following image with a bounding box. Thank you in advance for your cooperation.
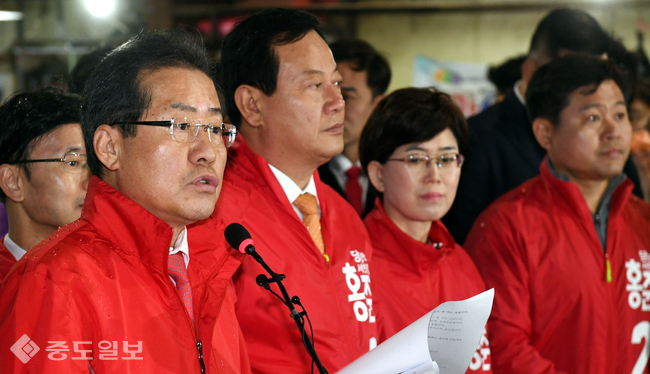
[514,80,526,106]
[268,163,320,219]
[169,227,189,268]
[3,235,26,261]
[329,154,356,175]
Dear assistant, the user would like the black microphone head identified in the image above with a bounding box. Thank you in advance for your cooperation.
[224,223,253,254]
[256,274,269,287]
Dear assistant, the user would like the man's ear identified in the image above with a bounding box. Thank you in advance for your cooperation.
[0,164,24,202]
[235,85,264,128]
[532,117,554,152]
[371,94,385,109]
[94,125,122,172]
[367,161,385,193]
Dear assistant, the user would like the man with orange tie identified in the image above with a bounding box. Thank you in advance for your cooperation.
[215,8,377,374]
[317,39,391,217]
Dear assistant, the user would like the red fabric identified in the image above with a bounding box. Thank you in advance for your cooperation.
[0,239,16,280]
[213,137,377,373]
[365,200,492,373]
[0,177,251,374]
[345,166,364,215]
[464,160,650,374]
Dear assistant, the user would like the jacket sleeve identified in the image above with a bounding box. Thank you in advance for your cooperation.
[0,270,91,374]
[464,212,569,374]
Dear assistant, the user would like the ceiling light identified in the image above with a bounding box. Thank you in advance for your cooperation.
[84,0,116,18]
[0,11,23,22]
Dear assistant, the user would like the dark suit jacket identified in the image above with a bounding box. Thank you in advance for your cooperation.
[318,162,378,218]
[442,90,643,245]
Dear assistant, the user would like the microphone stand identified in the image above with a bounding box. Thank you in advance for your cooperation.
[245,248,329,374]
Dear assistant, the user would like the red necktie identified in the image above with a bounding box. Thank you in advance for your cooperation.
[168,252,194,324]
[345,166,363,216]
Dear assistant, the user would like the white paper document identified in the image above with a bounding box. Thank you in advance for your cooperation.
[336,289,494,374]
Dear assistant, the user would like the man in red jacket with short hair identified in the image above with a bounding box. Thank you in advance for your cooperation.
[0,30,250,374]
[216,8,377,374]
[465,55,650,374]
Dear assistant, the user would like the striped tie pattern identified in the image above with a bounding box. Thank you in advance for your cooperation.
[168,252,194,324]
[293,193,326,256]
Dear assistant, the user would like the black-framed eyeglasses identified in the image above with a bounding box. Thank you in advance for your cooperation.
[114,117,237,147]
[11,152,89,174]
[387,153,465,173]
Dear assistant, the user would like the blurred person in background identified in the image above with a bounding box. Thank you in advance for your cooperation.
[318,39,391,217]
[488,55,525,103]
[630,78,650,202]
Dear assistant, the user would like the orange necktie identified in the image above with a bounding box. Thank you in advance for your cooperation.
[293,193,327,259]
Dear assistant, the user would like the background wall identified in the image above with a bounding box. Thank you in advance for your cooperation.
[357,6,650,93]
[1,1,650,97]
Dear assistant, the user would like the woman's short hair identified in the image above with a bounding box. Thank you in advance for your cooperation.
[359,87,469,175]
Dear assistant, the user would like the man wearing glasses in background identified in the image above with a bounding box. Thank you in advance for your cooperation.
[0,88,89,279]
[0,30,250,373]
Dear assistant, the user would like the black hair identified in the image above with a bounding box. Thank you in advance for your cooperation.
[529,8,609,63]
[0,87,81,201]
[526,54,632,126]
[488,55,526,97]
[359,87,469,177]
[220,8,323,127]
[635,78,650,107]
[330,39,391,98]
[81,28,217,177]
[69,45,115,95]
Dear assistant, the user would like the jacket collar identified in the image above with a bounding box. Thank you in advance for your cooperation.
[365,199,456,272]
[81,177,175,274]
[225,136,327,222]
[539,157,633,223]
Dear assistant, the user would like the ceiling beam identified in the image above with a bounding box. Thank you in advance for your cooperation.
[174,0,650,18]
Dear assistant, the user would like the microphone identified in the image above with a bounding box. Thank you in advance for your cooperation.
[224,222,256,255]
[224,223,273,276]
[223,222,329,374]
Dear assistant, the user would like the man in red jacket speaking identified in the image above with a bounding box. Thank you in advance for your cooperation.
[216,8,377,374]
[465,54,650,374]
[0,30,250,373]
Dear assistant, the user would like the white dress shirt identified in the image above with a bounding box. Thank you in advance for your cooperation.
[4,235,26,261]
[514,80,526,105]
[168,227,189,285]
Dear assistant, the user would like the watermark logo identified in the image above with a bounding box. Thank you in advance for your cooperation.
[11,334,40,364]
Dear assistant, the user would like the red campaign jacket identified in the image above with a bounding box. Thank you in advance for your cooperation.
[465,160,650,374]
[213,138,378,374]
[365,200,492,373]
[0,239,15,279]
[0,177,251,374]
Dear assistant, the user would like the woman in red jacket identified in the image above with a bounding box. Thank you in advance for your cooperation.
[359,87,492,373]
